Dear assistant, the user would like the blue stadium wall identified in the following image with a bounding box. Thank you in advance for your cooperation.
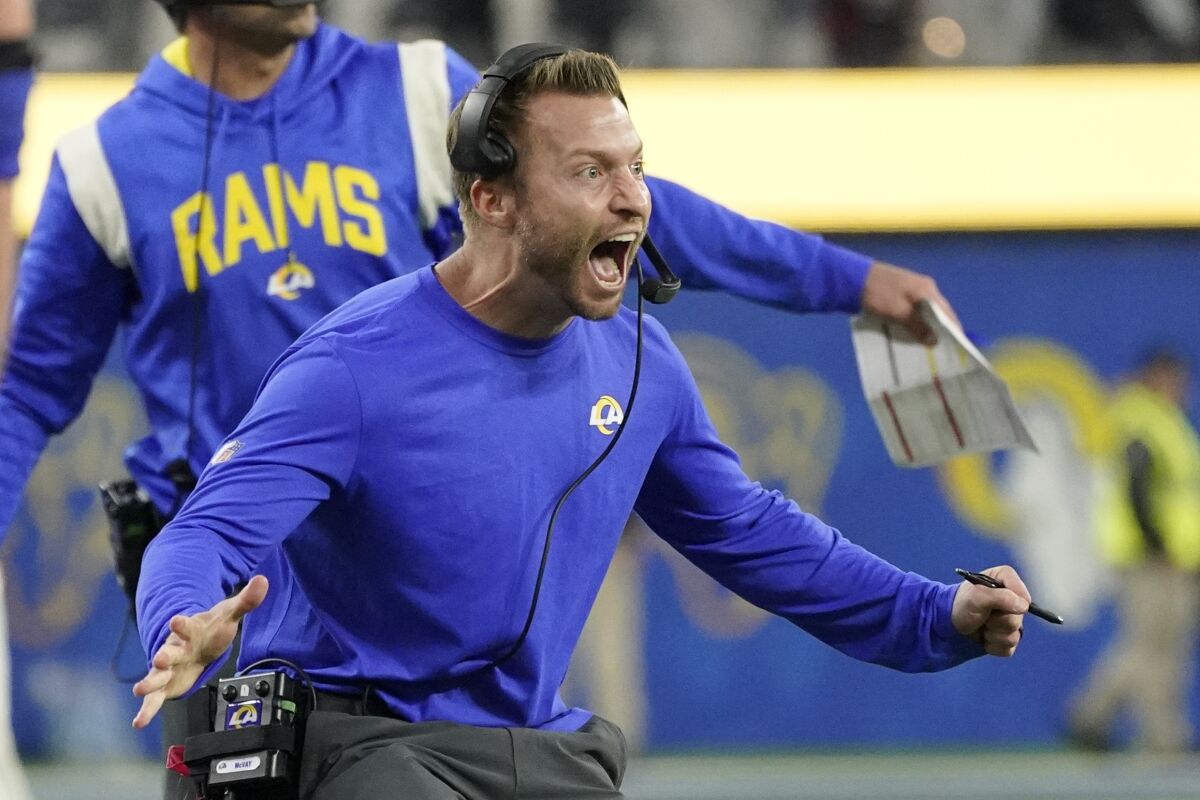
[7,228,1199,757]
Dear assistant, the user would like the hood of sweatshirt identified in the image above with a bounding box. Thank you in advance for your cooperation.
[133,21,363,125]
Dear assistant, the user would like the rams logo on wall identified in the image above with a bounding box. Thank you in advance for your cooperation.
[657,334,843,639]
[6,375,145,648]
[938,338,1115,625]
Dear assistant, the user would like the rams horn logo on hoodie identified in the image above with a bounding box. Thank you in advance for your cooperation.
[268,260,315,301]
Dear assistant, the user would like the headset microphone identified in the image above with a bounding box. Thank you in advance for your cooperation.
[636,235,680,305]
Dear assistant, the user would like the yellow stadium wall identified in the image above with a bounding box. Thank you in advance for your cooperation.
[15,65,1200,235]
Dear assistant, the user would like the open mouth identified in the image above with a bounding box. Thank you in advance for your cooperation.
[587,233,637,291]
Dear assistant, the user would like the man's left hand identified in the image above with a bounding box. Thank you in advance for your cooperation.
[861,261,959,346]
[951,565,1029,657]
[132,575,269,728]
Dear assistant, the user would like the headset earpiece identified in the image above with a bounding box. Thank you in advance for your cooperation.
[449,43,569,177]
[481,130,515,176]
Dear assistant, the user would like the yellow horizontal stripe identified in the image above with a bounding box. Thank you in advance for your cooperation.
[621,64,1200,231]
[17,73,135,236]
[13,65,1200,236]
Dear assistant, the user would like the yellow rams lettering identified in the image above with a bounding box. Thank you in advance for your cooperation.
[263,163,290,249]
[171,191,223,293]
[172,161,390,292]
[224,172,276,266]
[285,162,343,247]
[335,166,386,256]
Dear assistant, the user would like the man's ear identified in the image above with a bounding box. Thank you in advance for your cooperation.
[470,177,516,230]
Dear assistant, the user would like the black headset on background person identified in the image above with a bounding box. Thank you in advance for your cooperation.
[104,0,321,631]
[151,0,318,507]
[449,42,681,305]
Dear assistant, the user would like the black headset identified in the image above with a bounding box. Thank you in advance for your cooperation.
[450,43,680,305]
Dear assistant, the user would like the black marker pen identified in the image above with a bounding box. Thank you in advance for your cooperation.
[955,568,1064,625]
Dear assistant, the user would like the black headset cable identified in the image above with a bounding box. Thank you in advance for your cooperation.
[486,251,650,671]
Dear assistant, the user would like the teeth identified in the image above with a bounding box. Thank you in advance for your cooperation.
[608,233,638,243]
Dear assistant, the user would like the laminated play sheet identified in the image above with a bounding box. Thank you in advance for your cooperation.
[850,301,1037,468]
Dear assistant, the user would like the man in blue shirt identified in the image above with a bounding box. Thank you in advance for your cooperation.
[3,5,954,795]
[133,48,1029,799]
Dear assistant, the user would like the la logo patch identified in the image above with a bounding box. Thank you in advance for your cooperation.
[225,700,262,730]
[589,395,624,435]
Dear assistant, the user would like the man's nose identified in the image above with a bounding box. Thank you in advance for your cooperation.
[610,170,650,219]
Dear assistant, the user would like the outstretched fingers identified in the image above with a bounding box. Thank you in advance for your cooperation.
[217,574,269,625]
[135,660,175,697]
[132,660,175,729]
[132,687,167,729]
[131,632,187,729]
[130,577,269,730]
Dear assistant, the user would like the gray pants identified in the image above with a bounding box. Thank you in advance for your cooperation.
[298,711,628,800]
[1070,560,1200,751]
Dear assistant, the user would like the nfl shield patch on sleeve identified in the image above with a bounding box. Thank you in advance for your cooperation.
[211,440,245,465]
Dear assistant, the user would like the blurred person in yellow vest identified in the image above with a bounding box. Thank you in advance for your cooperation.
[1068,347,1200,753]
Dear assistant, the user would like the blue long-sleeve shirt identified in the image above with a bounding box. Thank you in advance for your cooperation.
[0,55,33,180]
[0,24,869,539]
[138,267,977,731]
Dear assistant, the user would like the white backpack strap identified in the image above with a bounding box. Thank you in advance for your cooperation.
[398,39,454,231]
[56,121,132,269]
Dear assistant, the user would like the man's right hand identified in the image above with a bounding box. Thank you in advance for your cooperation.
[950,565,1029,657]
[861,261,960,347]
[132,575,269,729]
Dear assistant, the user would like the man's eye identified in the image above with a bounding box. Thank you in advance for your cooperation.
[631,161,644,177]
[584,166,601,179]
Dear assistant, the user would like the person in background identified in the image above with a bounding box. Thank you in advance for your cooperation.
[1068,348,1200,752]
[0,0,35,796]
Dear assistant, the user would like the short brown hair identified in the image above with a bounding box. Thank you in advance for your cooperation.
[446,50,625,228]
